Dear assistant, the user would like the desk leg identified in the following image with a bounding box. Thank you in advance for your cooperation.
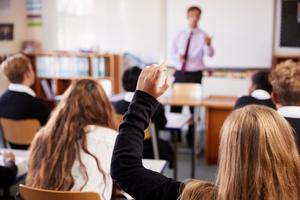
[191,106,199,178]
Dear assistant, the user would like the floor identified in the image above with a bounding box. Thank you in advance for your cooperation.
[163,147,218,183]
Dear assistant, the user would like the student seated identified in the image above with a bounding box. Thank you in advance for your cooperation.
[0,54,50,149]
[270,60,300,152]
[0,151,17,199]
[111,65,300,200]
[26,79,118,200]
[112,66,173,167]
[234,70,275,109]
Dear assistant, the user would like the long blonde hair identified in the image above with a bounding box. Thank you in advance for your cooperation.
[26,79,117,191]
[181,105,300,200]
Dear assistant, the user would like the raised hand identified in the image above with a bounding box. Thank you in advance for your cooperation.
[136,64,169,98]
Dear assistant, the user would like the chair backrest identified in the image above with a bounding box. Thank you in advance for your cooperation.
[115,114,151,140]
[0,118,40,145]
[19,184,101,200]
[172,83,202,99]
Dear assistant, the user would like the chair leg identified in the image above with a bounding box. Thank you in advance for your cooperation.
[173,131,178,180]
[149,123,160,159]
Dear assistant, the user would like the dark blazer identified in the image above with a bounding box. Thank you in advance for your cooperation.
[0,90,50,126]
[0,161,17,189]
[285,117,300,152]
[111,91,181,200]
[234,96,276,110]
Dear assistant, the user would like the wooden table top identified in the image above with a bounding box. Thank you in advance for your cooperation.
[159,96,202,107]
[202,96,237,109]
[159,95,237,108]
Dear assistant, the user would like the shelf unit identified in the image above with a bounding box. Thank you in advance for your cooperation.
[26,52,121,109]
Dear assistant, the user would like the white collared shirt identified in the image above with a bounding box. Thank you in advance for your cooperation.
[8,83,36,97]
[250,89,271,100]
[124,92,134,103]
[278,106,300,119]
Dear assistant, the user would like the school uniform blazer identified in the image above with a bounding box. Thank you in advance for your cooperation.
[0,90,50,126]
[111,91,182,200]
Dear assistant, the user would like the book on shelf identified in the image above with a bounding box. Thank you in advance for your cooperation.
[36,56,90,78]
[92,57,110,78]
[40,79,55,100]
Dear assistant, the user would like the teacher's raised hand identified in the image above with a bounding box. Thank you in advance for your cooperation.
[136,64,169,98]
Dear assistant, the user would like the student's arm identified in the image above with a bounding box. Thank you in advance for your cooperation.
[111,66,182,200]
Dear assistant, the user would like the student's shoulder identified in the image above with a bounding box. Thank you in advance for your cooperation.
[86,125,118,142]
[234,95,256,109]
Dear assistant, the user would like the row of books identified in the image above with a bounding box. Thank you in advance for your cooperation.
[36,56,110,78]
[92,57,110,77]
[36,56,89,78]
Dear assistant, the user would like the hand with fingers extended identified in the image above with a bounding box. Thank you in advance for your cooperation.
[136,64,169,98]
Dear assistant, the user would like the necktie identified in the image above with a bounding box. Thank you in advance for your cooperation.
[181,31,193,72]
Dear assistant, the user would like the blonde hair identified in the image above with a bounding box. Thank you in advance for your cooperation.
[1,54,32,83]
[181,105,300,200]
[180,180,217,200]
[269,59,300,105]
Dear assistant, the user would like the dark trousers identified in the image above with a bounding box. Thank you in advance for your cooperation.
[171,70,203,146]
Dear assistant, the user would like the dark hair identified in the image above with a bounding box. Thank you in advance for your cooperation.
[187,6,202,15]
[252,70,272,93]
[122,66,142,92]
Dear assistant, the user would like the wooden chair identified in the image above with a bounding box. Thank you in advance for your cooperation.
[0,118,40,148]
[115,114,159,159]
[19,184,101,200]
[172,83,202,99]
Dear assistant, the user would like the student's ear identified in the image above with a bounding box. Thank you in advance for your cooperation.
[271,92,282,108]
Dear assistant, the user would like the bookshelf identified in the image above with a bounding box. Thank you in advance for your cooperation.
[26,52,121,109]
[272,55,300,68]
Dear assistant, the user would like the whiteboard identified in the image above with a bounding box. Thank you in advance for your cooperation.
[166,0,274,69]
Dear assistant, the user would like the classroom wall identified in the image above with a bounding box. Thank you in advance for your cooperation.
[41,0,164,63]
[0,0,27,54]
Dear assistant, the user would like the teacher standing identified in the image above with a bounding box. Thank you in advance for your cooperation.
[170,6,214,146]
[171,6,214,84]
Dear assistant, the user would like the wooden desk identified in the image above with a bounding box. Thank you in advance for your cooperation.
[202,96,237,164]
[159,96,202,178]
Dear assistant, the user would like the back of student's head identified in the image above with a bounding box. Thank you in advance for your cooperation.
[180,180,217,200]
[269,60,300,106]
[251,70,272,93]
[216,105,300,200]
[122,66,142,92]
[0,54,32,83]
[26,79,117,191]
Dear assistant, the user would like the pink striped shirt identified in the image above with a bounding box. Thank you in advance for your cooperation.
[171,27,214,72]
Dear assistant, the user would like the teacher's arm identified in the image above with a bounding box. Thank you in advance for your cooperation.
[204,35,214,57]
[111,66,182,200]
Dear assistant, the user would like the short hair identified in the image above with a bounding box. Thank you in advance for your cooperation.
[251,70,272,93]
[269,60,300,105]
[122,66,142,92]
[187,6,202,15]
[1,54,32,83]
